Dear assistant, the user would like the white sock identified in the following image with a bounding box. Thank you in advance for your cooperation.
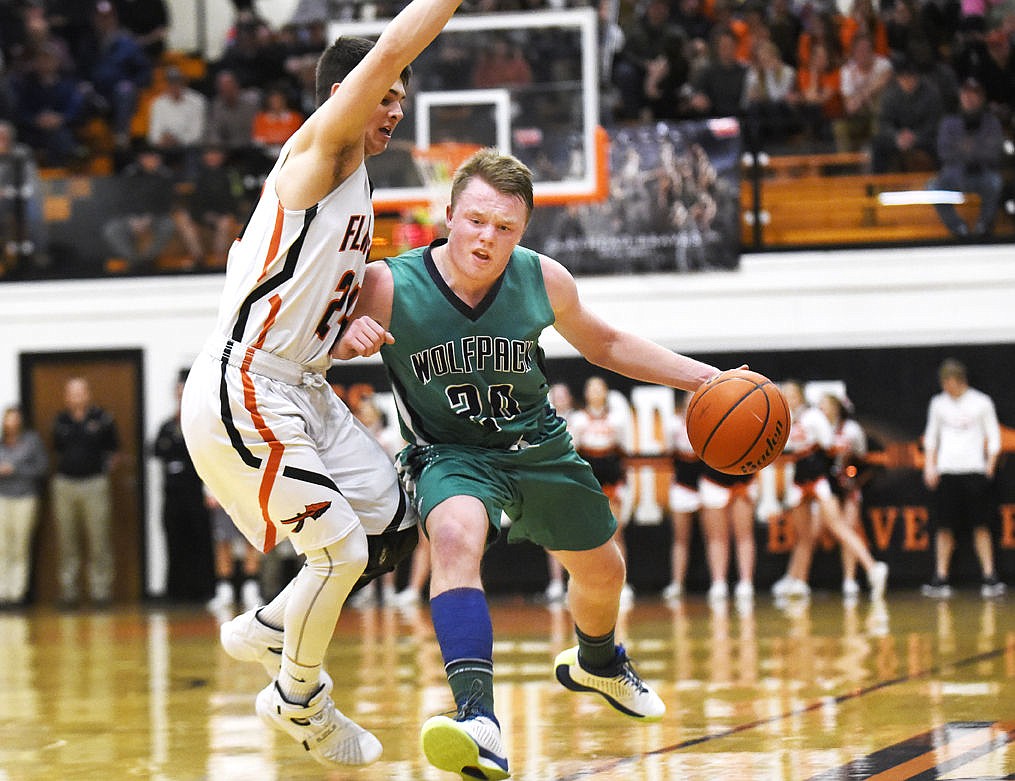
[276,530,368,705]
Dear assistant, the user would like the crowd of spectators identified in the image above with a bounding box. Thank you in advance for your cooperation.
[1,0,1014,272]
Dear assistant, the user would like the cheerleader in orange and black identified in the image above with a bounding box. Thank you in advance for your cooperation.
[771,380,888,601]
[664,391,703,602]
[698,465,758,605]
[569,376,634,606]
[819,393,869,598]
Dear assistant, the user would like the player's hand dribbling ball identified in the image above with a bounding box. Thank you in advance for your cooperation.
[685,369,790,475]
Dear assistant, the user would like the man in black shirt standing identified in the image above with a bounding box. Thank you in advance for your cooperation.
[52,377,120,607]
[152,370,214,603]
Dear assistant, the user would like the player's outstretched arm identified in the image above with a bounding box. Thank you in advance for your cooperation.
[280,0,463,208]
[541,255,720,392]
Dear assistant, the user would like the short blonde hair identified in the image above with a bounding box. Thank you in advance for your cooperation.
[450,148,534,220]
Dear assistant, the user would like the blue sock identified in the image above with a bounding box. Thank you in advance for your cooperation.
[430,588,496,718]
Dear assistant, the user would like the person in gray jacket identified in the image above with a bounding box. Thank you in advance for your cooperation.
[926,77,1005,237]
[0,406,48,607]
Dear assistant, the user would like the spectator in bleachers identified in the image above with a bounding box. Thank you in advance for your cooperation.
[766,0,802,68]
[870,58,942,173]
[4,4,75,78]
[927,77,1005,237]
[951,15,991,86]
[796,39,843,148]
[833,33,892,152]
[839,0,890,59]
[111,0,169,62]
[146,65,206,177]
[286,52,319,119]
[595,0,626,124]
[214,12,285,90]
[101,141,179,270]
[910,38,960,114]
[741,38,800,149]
[731,1,772,67]
[612,0,689,121]
[670,0,712,46]
[79,1,152,147]
[687,27,747,123]
[918,0,962,58]
[471,35,532,89]
[885,0,930,63]
[204,69,259,159]
[9,42,85,166]
[0,120,48,270]
[45,1,96,67]
[174,144,243,268]
[251,84,303,160]
[974,28,1015,124]
[796,10,843,72]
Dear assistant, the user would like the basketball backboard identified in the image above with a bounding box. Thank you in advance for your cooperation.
[327,8,603,210]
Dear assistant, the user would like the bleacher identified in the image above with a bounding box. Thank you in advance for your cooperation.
[741,151,1014,248]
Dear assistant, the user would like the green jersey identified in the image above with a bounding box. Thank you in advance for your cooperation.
[381,240,564,450]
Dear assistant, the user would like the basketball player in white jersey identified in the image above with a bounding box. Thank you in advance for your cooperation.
[179,0,463,768]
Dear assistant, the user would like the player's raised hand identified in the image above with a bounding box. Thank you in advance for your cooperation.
[331,316,394,360]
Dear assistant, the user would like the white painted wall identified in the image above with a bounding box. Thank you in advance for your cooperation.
[3,244,1013,594]
[164,0,301,59]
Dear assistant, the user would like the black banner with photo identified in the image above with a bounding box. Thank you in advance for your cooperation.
[522,118,742,276]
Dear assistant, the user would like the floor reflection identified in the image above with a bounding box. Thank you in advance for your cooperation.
[0,591,1011,780]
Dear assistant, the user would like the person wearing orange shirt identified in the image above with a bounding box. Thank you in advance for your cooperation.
[251,86,304,160]
[796,39,843,146]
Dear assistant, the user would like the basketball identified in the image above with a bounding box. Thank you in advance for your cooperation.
[685,369,790,475]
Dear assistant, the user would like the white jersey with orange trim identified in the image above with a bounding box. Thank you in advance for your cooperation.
[180,140,413,555]
[215,138,374,372]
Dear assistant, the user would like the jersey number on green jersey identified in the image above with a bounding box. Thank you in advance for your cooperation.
[447,383,520,432]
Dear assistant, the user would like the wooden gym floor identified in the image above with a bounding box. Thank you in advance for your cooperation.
[1,590,1013,780]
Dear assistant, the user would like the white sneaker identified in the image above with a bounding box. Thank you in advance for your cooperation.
[734,580,754,601]
[220,607,283,677]
[787,578,811,598]
[842,578,860,598]
[240,579,262,611]
[661,582,683,602]
[421,710,510,780]
[774,576,810,599]
[868,562,889,600]
[554,645,665,721]
[981,577,1006,598]
[544,579,565,604]
[707,581,729,603]
[347,586,377,609]
[619,583,635,609]
[391,588,422,608]
[258,672,381,767]
[207,581,234,612]
[381,585,398,606]
[771,575,792,598]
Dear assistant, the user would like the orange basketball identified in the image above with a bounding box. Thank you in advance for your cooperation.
[685,369,790,475]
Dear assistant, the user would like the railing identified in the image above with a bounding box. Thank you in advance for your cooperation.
[740,148,1015,251]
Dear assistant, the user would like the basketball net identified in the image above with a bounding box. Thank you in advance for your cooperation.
[411,142,483,231]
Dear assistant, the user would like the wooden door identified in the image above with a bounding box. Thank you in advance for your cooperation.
[21,350,144,604]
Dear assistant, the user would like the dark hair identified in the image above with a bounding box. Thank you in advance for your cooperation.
[315,36,413,108]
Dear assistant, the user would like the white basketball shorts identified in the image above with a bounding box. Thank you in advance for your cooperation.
[181,343,412,555]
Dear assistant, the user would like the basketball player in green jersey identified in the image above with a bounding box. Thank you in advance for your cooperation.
[334,149,724,780]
